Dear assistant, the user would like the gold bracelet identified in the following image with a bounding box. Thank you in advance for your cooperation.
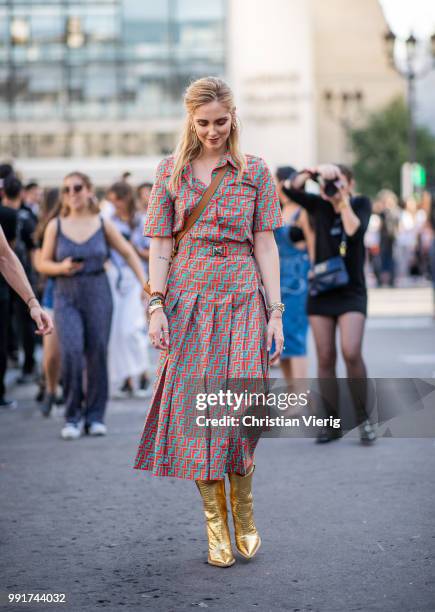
[267,301,285,314]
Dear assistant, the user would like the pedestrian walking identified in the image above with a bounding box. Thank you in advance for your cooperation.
[2,175,38,383]
[272,166,312,381]
[284,164,376,444]
[33,189,62,416]
[135,182,154,394]
[105,181,150,397]
[375,190,400,287]
[38,172,147,440]
[0,223,53,408]
[396,197,426,282]
[134,76,283,568]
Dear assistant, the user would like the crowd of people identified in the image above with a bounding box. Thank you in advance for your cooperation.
[364,188,435,288]
[0,162,156,438]
[0,156,434,444]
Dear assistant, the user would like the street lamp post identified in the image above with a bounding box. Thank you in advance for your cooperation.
[384,30,435,164]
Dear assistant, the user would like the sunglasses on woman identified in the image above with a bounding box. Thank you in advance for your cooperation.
[62,184,84,194]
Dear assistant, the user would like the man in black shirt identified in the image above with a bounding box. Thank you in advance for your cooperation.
[0,203,18,407]
[0,163,14,205]
[0,221,53,408]
[2,176,37,382]
[23,181,42,219]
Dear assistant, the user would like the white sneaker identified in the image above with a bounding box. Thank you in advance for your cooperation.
[133,386,153,399]
[88,422,107,436]
[111,389,131,400]
[61,422,81,440]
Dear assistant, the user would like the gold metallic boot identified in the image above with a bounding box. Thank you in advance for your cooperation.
[228,465,261,559]
[195,479,235,567]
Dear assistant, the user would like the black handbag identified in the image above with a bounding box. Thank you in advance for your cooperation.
[309,230,349,297]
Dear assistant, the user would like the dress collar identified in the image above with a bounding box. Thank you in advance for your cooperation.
[216,151,238,170]
[183,150,238,184]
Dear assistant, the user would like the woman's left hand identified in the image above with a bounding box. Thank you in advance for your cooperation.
[267,312,284,361]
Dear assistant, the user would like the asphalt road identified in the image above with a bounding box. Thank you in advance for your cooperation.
[1,293,435,612]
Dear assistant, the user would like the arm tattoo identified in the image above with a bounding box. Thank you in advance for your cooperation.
[157,255,170,261]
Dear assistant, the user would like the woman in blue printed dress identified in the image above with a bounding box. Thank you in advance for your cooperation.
[134,77,284,568]
[272,166,313,382]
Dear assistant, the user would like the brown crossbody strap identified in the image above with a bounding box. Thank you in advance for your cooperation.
[144,163,228,296]
[172,164,228,257]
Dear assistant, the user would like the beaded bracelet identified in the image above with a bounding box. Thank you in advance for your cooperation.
[149,297,165,308]
[150,291,165,300]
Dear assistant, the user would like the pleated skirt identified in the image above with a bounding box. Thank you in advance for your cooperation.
[133,238,269,480]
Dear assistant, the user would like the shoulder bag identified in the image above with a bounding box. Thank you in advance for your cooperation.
[309,229,349,297]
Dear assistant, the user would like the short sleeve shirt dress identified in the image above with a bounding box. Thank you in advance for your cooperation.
[134,152,282,480]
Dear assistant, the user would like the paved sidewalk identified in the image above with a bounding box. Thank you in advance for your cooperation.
[1,381,435,612]
[1,288,435,611]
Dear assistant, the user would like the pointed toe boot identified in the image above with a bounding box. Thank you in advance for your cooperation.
[195,478,235,567]
[228,465,261,559]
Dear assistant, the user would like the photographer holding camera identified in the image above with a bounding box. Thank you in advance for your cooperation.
[283,164,376,444]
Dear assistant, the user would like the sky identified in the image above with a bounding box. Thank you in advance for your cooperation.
[379,0,435,131]
[380,0,435,37]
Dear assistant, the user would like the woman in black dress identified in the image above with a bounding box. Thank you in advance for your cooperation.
[284,164,376,443]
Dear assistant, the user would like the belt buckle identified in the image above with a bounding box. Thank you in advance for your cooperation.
[210,244,227,257]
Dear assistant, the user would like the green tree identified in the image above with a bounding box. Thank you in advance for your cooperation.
[349,97,435,198]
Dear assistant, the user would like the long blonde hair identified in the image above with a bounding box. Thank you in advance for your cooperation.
[169,77,246,191]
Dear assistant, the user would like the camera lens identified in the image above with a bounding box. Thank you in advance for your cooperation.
[324,180,339,197]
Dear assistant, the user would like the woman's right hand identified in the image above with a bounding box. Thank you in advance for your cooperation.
[148,308,170,350]
[60,256,84,276]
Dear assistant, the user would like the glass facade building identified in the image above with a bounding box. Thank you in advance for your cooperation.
[0,0,226,157]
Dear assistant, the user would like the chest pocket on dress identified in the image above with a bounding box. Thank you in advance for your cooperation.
[219,180,256,228]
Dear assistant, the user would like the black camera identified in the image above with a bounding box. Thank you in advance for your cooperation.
[308,171,341,198]
[282,169,343,200]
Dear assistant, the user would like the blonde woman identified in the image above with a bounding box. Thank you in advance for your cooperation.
[39,172,147,440]
[134,77,284,567]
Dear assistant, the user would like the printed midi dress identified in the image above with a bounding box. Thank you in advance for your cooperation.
[134,152,282,480]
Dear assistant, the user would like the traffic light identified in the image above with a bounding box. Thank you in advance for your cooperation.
[401,162,426,199]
